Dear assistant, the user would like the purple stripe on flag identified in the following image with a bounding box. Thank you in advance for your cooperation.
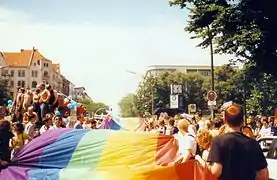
[13,129,72,166]
[0,167,29,180]
[98,118,125,130]
[0,129,72,180]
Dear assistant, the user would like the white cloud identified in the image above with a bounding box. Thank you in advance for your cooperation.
[0,6,233,112]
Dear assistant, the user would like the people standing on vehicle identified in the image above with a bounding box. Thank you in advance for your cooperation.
[39,83,50,121]
[204,104,269,180]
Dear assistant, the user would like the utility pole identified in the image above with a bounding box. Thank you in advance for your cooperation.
[151,86,154,115]
[208,26,215,119]
[126,70,155,115]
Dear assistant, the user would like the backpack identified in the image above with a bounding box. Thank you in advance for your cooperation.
[188,134,203,157]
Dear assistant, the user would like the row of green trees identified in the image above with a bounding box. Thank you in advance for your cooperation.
[119,64,277,117]
[76,98,108,114]
[0,80,12,106]
[120,0,277,117]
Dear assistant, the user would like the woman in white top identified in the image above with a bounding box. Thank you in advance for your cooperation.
[39,118,52,134]
[258,117,272,137]
[49,116,62,130]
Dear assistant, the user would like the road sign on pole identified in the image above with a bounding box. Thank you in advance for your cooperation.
[188,104,197,113]
[207,90,217,101]
[208,100,216,106]
[170,95,179,109]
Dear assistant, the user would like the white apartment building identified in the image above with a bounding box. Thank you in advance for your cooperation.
[144,64,239,78]
[144,65,218,77]
[73,86,92,100]
[1,48,63,97]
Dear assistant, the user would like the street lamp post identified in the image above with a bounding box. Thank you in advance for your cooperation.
[126,70,155,115]
[207,26,215,119]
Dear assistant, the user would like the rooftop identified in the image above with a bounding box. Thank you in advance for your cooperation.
[2,48,50,67]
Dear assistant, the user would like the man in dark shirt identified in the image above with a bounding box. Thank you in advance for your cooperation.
[0,120,14,167]
[207,104,269,180]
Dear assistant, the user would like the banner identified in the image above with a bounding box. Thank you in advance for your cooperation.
[0,129,217,180]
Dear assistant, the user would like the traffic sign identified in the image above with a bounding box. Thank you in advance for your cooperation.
[170,95,179,109]
[208,100,216,106]
[188,104,197,113]
[207,90,217,101]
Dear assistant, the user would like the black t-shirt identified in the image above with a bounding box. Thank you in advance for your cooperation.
[0,131,14,161]
[207,132,267,180]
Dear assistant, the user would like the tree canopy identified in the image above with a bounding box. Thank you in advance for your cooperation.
[134,71,209,114]
[0,80,12,106]
[170,0,277,75]
[77,98,107,114]
[130,64,277,116]
[118,93,137,117]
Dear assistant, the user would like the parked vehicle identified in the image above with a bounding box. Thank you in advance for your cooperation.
[258,136,277,180]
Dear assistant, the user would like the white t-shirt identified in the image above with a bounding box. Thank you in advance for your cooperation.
[198,120,206,131]
[175,133,197,157]
[25,122,35,137]
[259,126,272,137]
[188,124,196,136]
[49,125,61,130]
[39,125,49,134]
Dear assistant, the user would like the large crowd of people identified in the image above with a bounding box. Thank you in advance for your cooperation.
[0,83,276,180]
[0,82,100,167]
[140,104,276,179]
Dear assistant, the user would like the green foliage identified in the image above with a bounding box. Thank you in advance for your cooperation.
[214,64,243,106]
[0,80,11,105]
[170,0,277,75]
[118,93,137,117]
[77,98,107,114]
[134,71,208,114]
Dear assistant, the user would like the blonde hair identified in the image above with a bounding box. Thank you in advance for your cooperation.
[177,119,190,132]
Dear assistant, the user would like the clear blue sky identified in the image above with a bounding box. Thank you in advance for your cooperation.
[0,0,231,112]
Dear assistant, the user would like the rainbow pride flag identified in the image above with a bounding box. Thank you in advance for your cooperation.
[98,118,128,130]
[0,129,216,180]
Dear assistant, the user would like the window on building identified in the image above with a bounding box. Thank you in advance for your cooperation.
[10,92,14,98]
[31,81,37,88]
[199,70,210,76]
[22,81,25,87]
[10,70,14,77]
[17,80,26,87]
[3,80,8,87]
[31,70,38,77]
[37,60,40,65]
[3,70,8,75]
[10,81,14,87]
[187,69,198,73]
[44,63,49,67]
[43,71,48,77]
[18,70,25,77]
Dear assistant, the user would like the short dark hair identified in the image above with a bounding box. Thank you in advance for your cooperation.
[197,112,202,117]
[224,104,244,127]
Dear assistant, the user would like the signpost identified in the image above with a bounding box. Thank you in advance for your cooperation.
[188,104,197,114]
[207,90,217,114]
[170,95,179,109]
